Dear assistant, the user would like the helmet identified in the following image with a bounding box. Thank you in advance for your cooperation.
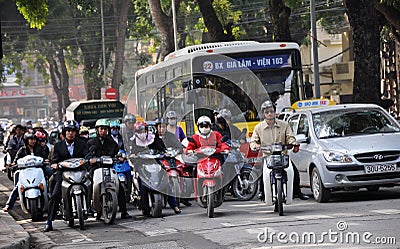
[260,100,276,112]
[166,111,177,119]
[62,120,79,134]
[124,113,136,123]
[24,132,36,143]
[155,118,167,126]
[35,131,47,142]
[110,120,121,129]
[134,122,147,133]
[219,109,232,120]
[196,116,212,127]
[32,122,43,129]
[79,126,89,134]
[95,118,110,128]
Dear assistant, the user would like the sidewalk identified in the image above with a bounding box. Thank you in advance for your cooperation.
[0,181,30,249]
[0,210,30,249]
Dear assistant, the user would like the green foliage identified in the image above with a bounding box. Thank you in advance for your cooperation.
[16,0,49,29]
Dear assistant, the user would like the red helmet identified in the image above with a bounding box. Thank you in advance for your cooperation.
[134,122,147,133]
[35,131,47,142]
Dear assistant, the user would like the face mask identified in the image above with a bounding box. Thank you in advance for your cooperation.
[111,130,119,136]
[168,119,177,126]
[199,127,211,135]
[136,133,147,141]
[81,134,89,139]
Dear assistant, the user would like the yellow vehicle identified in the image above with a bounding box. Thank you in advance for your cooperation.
[128,41,306,137]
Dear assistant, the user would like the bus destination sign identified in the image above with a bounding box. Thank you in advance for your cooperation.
[202,54,290,73]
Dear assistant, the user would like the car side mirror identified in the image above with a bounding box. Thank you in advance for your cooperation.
[295,134,309,144]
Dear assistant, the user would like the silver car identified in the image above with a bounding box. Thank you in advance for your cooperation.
[288,103,400,202]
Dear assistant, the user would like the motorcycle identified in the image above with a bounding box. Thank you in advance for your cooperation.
[16,155,49,221]
[183,138,225,218]
[223,140,259,201]
[159,147,187,206]
[261,142,297,216]
[134,149,168,218]
[92,156,119,224]
[58,158,91,230]
[113,150,133,204]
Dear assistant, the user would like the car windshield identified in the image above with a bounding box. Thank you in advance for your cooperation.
[313,108,400,139]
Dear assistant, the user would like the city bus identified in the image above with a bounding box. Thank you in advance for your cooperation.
[127,41,305,137]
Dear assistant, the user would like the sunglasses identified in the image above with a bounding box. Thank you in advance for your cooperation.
[169,117,176,120]
[263,110,275,114]
[199,124,210,128]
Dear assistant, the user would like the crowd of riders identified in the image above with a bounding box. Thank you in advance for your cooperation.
[1,100,309,232]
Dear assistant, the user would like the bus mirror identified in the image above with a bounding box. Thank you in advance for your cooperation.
[182,81,190,88]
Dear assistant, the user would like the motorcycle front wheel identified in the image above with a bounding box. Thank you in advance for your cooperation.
[233,168,259,201]
[151,193,163,218]
[207,186,215,218]
[29,198,41,221]
[275,180,284,216]
[75,195,85,230]
[102,189,117,225]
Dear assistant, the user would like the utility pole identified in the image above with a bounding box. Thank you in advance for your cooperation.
[101,0,107,86]
[310,0,321,98]
[172,0,178,51]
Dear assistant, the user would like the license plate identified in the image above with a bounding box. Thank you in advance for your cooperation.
[364,164,397,174]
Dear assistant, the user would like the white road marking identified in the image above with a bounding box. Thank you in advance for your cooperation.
[371,209,400,215]
[295,214,333,220]
[144,228,178,236]
[220,221,254,227]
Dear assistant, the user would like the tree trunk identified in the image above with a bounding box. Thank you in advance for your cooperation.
[269,0,292,41]
[111,0,130,100]
[148,0,175,60]
[196,0,233,42]
[344,0,385,104]
[373,0,400,32]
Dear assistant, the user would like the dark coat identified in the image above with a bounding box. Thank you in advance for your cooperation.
[86,136,119,159]
[52,138,89,164]
[13,143,49,164]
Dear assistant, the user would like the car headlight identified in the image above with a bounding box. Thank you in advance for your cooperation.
[323,151,353,163]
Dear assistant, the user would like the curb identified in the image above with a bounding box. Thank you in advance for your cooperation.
[0,211,30,249]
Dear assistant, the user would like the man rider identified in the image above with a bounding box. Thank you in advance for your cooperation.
[250,100,308,201]
[86,118,132,219]
[110,120,124,150]
[44,120,88,232]
[121,113,136,153]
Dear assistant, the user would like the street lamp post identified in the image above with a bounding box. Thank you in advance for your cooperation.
[310,0,321,98]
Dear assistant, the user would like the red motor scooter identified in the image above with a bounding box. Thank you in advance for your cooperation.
[159,147,187,205]
[183,138,225,218]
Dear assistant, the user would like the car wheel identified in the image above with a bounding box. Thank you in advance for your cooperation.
[311,167,330,203]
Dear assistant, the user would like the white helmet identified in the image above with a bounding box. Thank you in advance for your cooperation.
[219,109,232,120]
[196,116,212,126]
[197,116,212,136]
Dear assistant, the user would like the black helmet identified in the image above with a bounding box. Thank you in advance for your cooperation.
[155,118,167,126]
[62,120,79,135]
[24,132,36,144]
[124,113,136,123]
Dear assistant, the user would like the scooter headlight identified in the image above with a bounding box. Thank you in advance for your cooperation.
[197,168,206,177]
[143,164,161,173]
[214,166,222,176]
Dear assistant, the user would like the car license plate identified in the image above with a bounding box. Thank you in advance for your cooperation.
[364,164,397,174]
